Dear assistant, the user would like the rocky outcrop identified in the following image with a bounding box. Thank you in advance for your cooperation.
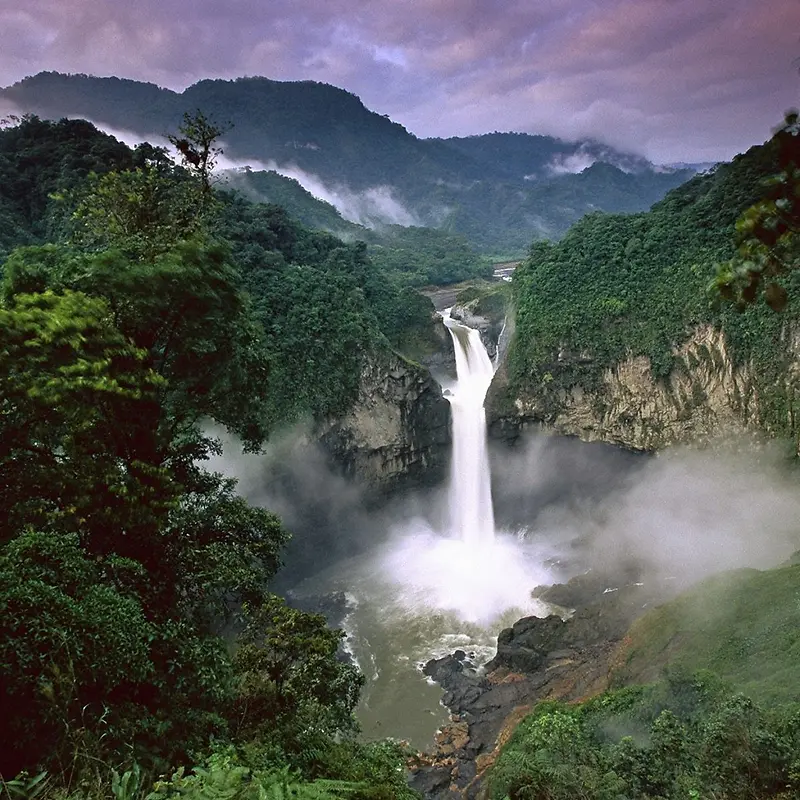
[318,348,450,494]
[410,570,683,800]
[451,303,506,361]
[488,324,761,449]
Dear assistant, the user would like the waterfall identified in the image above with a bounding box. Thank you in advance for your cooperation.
[443,312,496,545]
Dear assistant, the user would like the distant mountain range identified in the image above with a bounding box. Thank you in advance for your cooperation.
[1,72,695,254]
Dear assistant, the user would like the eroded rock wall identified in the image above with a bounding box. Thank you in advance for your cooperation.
[318,348,451,493]
[489,324,762,450]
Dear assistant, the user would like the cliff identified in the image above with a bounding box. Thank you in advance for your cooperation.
[318,348,451,493]
[487,323,769,450]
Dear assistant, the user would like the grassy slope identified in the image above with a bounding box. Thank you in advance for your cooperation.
[613,564,800,706]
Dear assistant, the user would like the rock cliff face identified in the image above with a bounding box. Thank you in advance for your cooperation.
[318,348,451,493]
[488,324,763,450]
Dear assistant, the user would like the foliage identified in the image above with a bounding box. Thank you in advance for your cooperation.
[231,596,364,775]
[490,671,800,800]
[66,167,203,260]
[365,226,491,286]
[1,72,691,254]
[168,110,230,198]
[0,112,415,799]
[0,289,171,548]
[0,115,134,258]
[3,241,271,449]
[226,170,361,238]
[612,564,800,707]
[505,133,800,439]
[715,110,800,310]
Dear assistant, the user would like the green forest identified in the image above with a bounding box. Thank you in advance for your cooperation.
[4,98,800,800]
[1,73,692,255]
[0,114,437,799]
[483,115,800,799]
[502,121,800,439]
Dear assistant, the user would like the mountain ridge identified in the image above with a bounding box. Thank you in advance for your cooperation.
[1,71,694,252]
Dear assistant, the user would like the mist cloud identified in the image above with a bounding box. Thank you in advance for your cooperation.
[257,161,419,227]
[0,0,796,162]
[78,120,417,227]
[494,434,800,590]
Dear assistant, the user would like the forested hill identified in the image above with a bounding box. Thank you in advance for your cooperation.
[0,113,431,797]
[498,131,800,442]
[1,72,693,253]
[0,115,444,429]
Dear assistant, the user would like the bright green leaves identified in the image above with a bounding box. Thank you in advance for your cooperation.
[489,673,800,800]
[67,167,204,261]
[0,289,171,547]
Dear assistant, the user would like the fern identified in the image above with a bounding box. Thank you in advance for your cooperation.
[0,772,49,800]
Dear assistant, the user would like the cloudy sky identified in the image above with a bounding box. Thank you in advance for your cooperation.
[0,0,798,162]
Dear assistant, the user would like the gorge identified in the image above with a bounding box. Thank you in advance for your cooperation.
[4,89,800,800]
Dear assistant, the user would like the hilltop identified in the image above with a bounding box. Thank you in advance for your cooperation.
[1,72,693,253]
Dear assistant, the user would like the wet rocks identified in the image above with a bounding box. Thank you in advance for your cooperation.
[411,569,686,799]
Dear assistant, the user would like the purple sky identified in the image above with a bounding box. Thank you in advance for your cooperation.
[0,0,798,162]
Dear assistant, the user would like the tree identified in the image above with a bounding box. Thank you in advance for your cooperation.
[3,242,272,451]
[231,595,364,774]
[67,167,202,260]
[0,289,171,550]
[168,110,230,198]
[715,110,800,310]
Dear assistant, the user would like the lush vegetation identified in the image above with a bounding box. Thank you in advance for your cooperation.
[715,111,800,311]
[490,560,800,799]
[365,225,492,287]
[1,72,691,254]
[490,671,800,800]
[0,115,422,798]
[505,130,800,438]
[613,564,800,707]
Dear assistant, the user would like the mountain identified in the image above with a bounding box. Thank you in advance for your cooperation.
[1,72,693,254]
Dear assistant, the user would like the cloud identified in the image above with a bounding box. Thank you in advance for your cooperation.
[0,0,797,162]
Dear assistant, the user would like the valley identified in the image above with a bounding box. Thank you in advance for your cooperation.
[2,77,800,800]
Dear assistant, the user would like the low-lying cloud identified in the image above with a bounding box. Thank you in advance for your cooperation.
[76,119,418,228]
[257,160,419,227]
[494,434,800,589]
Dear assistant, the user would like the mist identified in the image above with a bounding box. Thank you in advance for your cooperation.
[74,117,419,228]
[205,421,800,623]
[492,434,800,592]
[256,159,419,227]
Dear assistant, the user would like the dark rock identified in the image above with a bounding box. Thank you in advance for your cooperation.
[408,766,453,798]
[487,614,567,673]
[318,348,451,496]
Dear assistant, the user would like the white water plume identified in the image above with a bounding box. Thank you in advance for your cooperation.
[378,310,554,625]
[444,314,496,545]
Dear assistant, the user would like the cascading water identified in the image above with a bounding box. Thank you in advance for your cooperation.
[286,308,557,747]
[443,312,496,545]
